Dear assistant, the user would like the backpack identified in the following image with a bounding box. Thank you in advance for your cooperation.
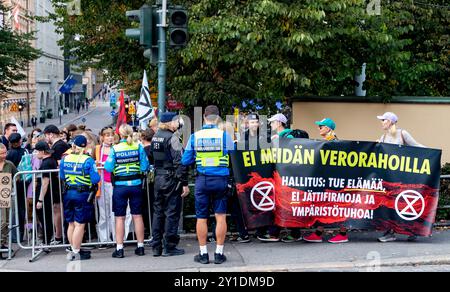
[17,149,33,182]
[290,129,309,139]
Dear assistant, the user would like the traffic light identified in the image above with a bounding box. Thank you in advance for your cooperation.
[125,4,153,48]
[18,102,24,112]
[144,5,159,64]
[168,6,188,48]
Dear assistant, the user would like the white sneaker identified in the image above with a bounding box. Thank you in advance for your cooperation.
[50,239,62,246]
[66,251,75,260]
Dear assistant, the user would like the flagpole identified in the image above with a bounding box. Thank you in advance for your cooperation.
[58,75,71,91]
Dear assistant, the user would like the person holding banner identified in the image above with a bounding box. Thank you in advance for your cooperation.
[221,121,250,243]
[104,124,150,258]
[259,113,302,243]
[377,112,424,147]
[316,118,338,141]
[304,118,350,244]
[237,113,270,241]
[60,136,100,261]
[149,112,189,257]
[376,112,425,243]
[182,105,234,264]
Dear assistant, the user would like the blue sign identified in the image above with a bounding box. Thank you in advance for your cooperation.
[110,92,116,103]
[81,118,86,123]
[110,110,116,117]
[59,75,77,94]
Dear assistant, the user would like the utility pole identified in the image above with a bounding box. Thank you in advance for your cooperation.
[157,0,168,113]
[125,1,188,115]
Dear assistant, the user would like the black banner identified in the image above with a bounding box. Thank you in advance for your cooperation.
[231,139,442,236]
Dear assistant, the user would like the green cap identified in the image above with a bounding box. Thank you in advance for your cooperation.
[315,118,336,130]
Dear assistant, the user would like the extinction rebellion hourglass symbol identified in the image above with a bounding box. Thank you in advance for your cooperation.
[250,181,275,212]
[395,190,425,221]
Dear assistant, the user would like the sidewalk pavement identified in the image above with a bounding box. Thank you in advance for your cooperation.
[22,102,102,134]
[2,229,450,272]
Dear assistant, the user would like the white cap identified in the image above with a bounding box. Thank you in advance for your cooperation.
[377,112,398,123]
[268,113,287,124]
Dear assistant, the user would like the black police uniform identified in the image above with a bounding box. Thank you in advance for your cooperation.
[149,127,188,256]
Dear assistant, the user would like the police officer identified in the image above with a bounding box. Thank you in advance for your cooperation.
[104,124,150,258]
[149,112,189,257]
[182,105,234,264]
[60,135,100,261]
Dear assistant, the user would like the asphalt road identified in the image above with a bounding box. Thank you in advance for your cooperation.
[2,229,450,272]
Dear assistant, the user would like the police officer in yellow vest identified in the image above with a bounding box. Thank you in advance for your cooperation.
[182,105,235,264]
[149,112,189,257]
[104,124,150,258]
[60,135,101,261]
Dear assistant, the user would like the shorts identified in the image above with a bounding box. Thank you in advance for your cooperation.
[194,175,228,219]
[112,185,143,217]
[63,190,94,224]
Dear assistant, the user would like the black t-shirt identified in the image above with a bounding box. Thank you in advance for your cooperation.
[51,140,70,161]
[36,156,60,201]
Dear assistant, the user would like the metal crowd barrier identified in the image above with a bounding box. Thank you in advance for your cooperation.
[438,175,450,210]
[9,167,154,262]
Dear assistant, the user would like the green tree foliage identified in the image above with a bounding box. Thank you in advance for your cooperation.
[48,0,149,94]
[0,3,41,98]
[388,0,449,96]
[172,0,448,112]
[171,0,405,110]
[49,0,448,113]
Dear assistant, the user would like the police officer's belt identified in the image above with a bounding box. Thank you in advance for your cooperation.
[67,185,90,192]
[114,174,143,181]
[154,169,174,175]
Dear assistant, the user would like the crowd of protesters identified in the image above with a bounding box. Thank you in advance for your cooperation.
[0,108,424,262]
